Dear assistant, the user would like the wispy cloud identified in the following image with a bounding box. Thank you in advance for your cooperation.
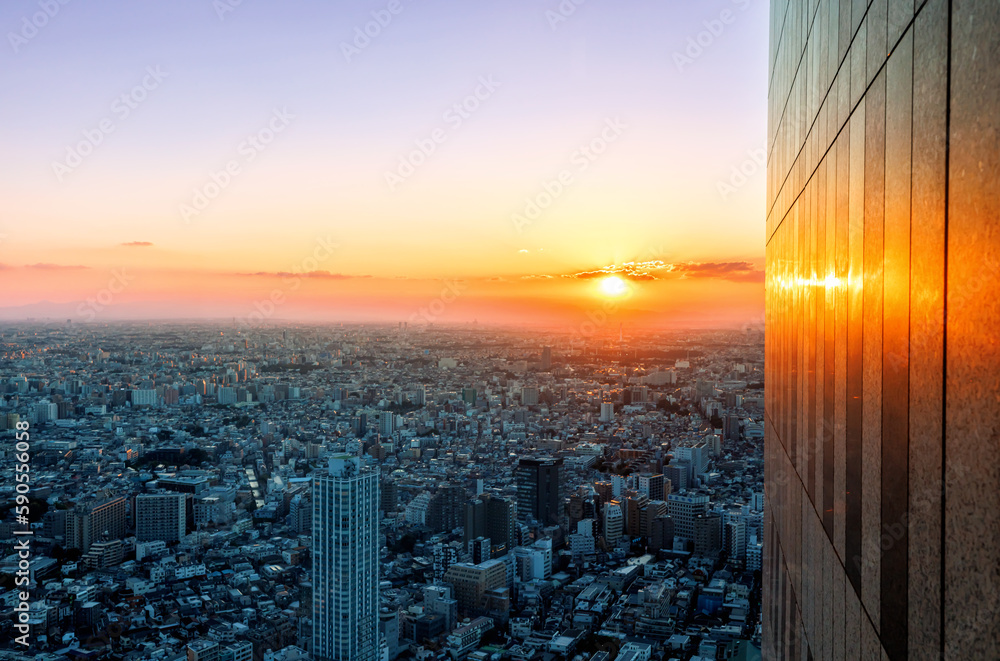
[121,241,153,247]
[25,263,89,270]
[669,261,764,282]
[567,261,665,281]
[544,259,763,283]
[237,270,372,279]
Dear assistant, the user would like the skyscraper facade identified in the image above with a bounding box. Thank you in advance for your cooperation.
[764,0,1000,658]
[135,493,186,543]
[515,457,563,526]
[65,496,127,552]
[637,473,665,501]
[312,455,380,661]
[483,495,516,556]
[378,411,394,437]
[464,494,516,557]
[427,483,466,533]
[442,559,507,617]
[667,492,709,545]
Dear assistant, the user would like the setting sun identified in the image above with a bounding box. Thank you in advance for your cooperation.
[599,275,628,297]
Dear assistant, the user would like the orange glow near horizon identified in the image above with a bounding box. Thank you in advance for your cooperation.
[0,1,770,329]
[0,259,764,329]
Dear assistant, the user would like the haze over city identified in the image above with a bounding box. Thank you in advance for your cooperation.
[5,0,999,659]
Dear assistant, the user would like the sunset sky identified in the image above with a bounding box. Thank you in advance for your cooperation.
[0,0,768,328]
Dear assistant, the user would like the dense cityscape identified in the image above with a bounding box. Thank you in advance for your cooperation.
[0,322,765,661]
[4,0,999,656]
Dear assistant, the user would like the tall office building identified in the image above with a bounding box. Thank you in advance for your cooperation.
[692,512,722,556]
[426,483,466,533]
[422,585,458,633]
[380,479,398,514]
[637,473,665,501]
[378,411,395,437]
[602,500,624,543]
[624,494,649,538]
[464,498,485,544]
[765,1,1000,658]
[442,559,507,617]
[464,494,516,557]
[663,463,689,493]
[540,346,552,370]
[649,516,674,552]
[567,489,599,530]
[667,492,709,546]
[638,499,667,539]
[65,496,127,552]
[594,480,614,505]
[135,493,186,543]
[673,443,708,478]
[312,455,380,661]
[468,536,492,564]
[431,543,459,581]
[515,457,563,526]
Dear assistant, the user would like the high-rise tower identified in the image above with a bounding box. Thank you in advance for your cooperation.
[515,457,563,526]
[312,455,380,661]
[464,494,516,557]
[135,493,186,543]
[764,0,1000,658]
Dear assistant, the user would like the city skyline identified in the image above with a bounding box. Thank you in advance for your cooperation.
[0,322,770,660]
[6,0,998,659]
[0,0,768,327]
